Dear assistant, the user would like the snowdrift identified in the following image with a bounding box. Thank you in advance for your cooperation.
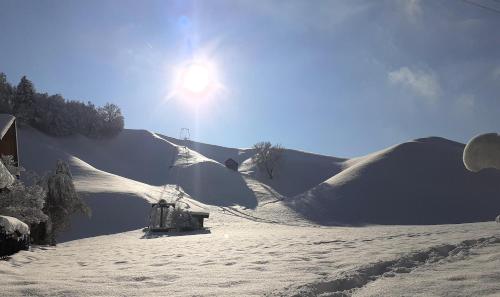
[288,137,500,225]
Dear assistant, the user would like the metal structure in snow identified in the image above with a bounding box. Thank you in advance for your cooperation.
[148,199,209,232]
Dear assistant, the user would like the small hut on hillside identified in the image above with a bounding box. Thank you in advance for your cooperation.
[224,158,238,171]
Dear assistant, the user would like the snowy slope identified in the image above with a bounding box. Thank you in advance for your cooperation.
[240,149,346,197]
[154,135,259,208]
[19,125,175,186]
[18,126,207,241]
[288,137,500,225]
[159,133,254,165]
[161,133,347,197]
[17,126,297,240]
[16,126,500,241]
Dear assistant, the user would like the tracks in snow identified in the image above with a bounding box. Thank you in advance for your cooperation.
[216,206,311,227]
[270,236,500,297]
[217,206,281,224]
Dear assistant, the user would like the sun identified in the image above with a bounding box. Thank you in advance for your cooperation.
[181,63,211,94]
[169,57,223,107]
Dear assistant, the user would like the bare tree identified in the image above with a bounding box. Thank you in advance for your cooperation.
[251,142,284,179]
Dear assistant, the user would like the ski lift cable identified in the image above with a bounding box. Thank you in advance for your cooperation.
[461,0,500,14]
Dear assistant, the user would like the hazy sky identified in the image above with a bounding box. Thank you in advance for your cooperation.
[1,0,499,157]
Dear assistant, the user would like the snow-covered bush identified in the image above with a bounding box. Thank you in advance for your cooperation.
[0,180,48,226]
[0,159,15,189]
[149,201,201,231]
[0,157,91,244]
[1,155,24,176]
[0,215,30,257]
[0,215,29,236]
[0,156,47,226]
[167,205,199,231]
[43,160,90,243]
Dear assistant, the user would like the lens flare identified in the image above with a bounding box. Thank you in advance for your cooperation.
[181,63,211,94]
[169,57,224,108]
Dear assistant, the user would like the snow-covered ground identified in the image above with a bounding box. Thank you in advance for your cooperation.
[1,217,499,296]
[1,126,499,296]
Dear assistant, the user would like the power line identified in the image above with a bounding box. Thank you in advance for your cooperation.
[461,0,500,15]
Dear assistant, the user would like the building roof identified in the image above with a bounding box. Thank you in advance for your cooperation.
[0,114,15,140]
[225,158,238,164]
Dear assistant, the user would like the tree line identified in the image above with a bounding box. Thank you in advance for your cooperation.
[0,73,124,138]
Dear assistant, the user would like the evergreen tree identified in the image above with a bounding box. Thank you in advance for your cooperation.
[0,73,13,113]
[43,160,90,244]
[14,76,36,123]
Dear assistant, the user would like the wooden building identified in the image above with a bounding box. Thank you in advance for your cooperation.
[0,114,19,167]
[224,158,238,171]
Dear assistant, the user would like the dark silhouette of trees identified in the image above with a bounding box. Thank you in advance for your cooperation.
[0,73,124,138]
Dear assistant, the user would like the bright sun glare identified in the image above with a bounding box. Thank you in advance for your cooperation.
[181,63,211,94]
[171,58,222,106]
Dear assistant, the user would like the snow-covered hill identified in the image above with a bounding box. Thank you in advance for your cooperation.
[288,137,500,225]
[16,126,500,242]
[4,126,500,297]
[160,133,346,197]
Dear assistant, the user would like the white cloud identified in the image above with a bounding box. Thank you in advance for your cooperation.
[388,67,440,102]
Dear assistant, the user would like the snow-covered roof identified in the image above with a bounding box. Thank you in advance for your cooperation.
[0,215,30,235]
[0,114,15,140]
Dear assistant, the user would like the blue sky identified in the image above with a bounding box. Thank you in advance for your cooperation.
[0,0,499,157]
